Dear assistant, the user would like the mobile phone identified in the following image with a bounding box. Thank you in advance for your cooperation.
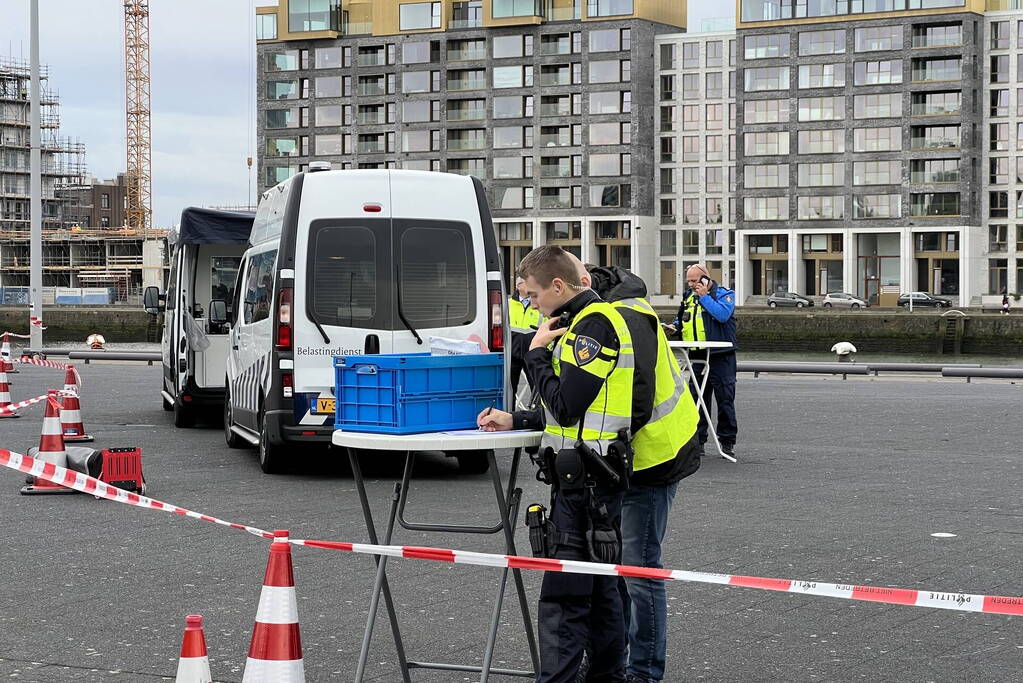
[699,275,711,287]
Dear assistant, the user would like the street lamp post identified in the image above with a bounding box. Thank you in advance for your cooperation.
[29,0,43,351]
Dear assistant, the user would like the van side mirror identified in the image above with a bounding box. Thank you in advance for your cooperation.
[143,286,164,315]
[209,299,228,325]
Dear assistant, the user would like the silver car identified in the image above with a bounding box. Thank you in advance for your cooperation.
[822,292,869,309]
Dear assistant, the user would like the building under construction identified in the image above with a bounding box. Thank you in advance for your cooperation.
[0,56,166,304]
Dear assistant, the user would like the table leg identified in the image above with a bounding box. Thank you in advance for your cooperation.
[682,350,736,463]
[349,449,412,683]
[488,449,540,674]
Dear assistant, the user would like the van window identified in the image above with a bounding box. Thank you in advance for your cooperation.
[242,250,278,324]
[397,221,475,327]
[310,222,390,329]
[250,181,291,246]
[211,257,241,315]
[165,251,179,311]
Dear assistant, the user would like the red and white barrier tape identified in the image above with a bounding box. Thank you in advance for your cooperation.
[2,331,32,339]
[29,317,46,330]
[0,447,1020,617]
[0,390,76,415]
[16,357,70,371]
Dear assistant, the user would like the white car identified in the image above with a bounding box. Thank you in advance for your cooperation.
[822,292,869,309]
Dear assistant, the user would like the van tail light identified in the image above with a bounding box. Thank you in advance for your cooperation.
[488,288,504,352]
[276,287,293,350]
[281,372,293,398]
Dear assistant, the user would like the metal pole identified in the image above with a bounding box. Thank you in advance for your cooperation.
[29,0,43,351]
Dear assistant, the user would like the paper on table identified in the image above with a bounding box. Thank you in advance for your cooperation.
[442,429,540,437]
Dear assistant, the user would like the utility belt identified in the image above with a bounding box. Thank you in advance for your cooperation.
[526,427,633,564]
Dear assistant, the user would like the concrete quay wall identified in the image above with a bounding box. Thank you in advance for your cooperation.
[0,306,154,343]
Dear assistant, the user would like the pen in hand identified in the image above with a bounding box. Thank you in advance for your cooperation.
[479,400,496,431]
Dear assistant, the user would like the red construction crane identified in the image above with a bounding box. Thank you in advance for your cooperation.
[123,0,151,235]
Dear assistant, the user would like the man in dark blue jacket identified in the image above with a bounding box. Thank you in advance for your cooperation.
[671,264,738,457]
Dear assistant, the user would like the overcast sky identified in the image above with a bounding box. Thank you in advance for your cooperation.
[0,1,731,228]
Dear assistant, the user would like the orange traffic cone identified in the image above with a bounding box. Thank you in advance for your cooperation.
[59,365,92,442]
[20,391,76,495]
[175,614,213,683]
[0,362,17,419]
[242,530,305,682]
[0,333,16,373]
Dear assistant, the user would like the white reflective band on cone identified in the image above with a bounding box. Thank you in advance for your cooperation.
[174,657,212,683]
[241,658,305,682]
[254,586,300,624]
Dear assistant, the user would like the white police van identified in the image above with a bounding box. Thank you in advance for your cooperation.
[218,167,507,473]
[144,207,252,428]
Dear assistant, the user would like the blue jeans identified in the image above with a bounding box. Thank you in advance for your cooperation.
[620,481,679,682]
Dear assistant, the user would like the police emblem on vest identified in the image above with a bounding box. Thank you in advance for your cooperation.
[573,335,601,366]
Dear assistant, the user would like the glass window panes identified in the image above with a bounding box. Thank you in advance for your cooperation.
[798,30,846,55]
[853,127,901,152]
[798,162,844,186]
[798,196,844,220]
[853,93,902,118]
[403,71,432,93]
[744,66,790,91]
[494,126,524,148]
[744,34,789,60]
[493,65,526,88]
[853,194,901,219]
[743,99,790,124]
[853,60,902,85]
[399,2,441,30]
[493,156,525,178]
[493,35,524,58]
[744,164,789,188]
[402,41,435,64]
[853,160,901,185]
[798,96,844,121]
[854,25,902,52]
[590,153,622,176]
[798,129,845,153]
[743,197,789,221]
[589,29,621,52]
[590,60,624,83]
[799,63,845,88]
[744,131,790,156]
[494,95,524,119]
[589,122,622,145]
[590,90,623,114]
[314,105,343,126]
[402,100,431,122]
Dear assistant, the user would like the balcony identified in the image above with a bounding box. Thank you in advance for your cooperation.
[447,78,486,91]
[447,48,486,61]
[540,196,572,209]
[910,171,959,184]
[357,83,386,96]
[540,42,572,56]
[448,108,485,121]
[448,138,485,150]
[660,183,676,194]
[659,214,676,224]
[449,18,483,28]
[357,141,386,153]
[540,134,572,147]
[357,111,386,125]
[911,137,958,150]
[540,73,570,87]
[540,103,570,116]
[911,103,960,116]
[447,166,483,176]
[357,53,386,67]
[540,165,571,178]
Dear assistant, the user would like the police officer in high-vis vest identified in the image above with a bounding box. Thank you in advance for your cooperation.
[509,276,542,404]
[479,245,631,683]
[586,262,701,683]
[671,264,738,457]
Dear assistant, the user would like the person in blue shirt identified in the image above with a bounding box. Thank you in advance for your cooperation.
[669,264,738,457]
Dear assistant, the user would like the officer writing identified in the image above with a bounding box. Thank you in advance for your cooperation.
[669,264,738,457]
[479,245,631,683]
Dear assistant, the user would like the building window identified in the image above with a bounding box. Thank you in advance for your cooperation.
[451,1,483,28]
[744,33,789,59]
[590,59,629,83]
[797,196,844,220]
[706,72,723,98]
[798,96,844,121]
[744,163,789,189]
[853,127,901,152]
[590,90,628,114]
[493,65,531,88]
[289,0,339,32]
[744,131,790,156]
[798,29,846,56]
[992,123,1010,152]
[853,59,902,86]
[991,158,1009,185]
[493,156,527,178]
[256,13,277,40]
[590,184,629,207]
[910,91,959,116]
[911,57,961,82]
[743,99,789,124]
[798,162,844,187]
[853,194,900,219]
[911,125,959,150]
[990,195,1010,221]
[399,2,441,30]
[911,192,960,217]
[798,129,845,154]
[990,21,1009,50]
[911,158,959,184]
[314,47,342,69]
[853,93,902,119]
[587,0,633,17]
[448,128,486,150]
[798,63,845,89]
[268,51,302,72]
[493,34,532,58]
[989,259,1008,294]
[912,23,962,48]
[589,28,622,53]
[744,66,789,91]
[100,193,110,209]
[681,42,700,68]
[991,55,1009,84]
[743,196,789,221]
[853,161,901,186]
[100,216,110,227]
[854,25,902,52]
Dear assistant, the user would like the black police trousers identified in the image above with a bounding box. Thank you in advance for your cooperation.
[538,487,626,683]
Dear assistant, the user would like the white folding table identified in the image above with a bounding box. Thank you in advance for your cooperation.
[668,340,737,462]
[331,428,543,682]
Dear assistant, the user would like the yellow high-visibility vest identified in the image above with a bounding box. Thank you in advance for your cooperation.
[508,295,541,334]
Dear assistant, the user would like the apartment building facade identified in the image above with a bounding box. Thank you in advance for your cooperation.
[254,0,685,291]
[654,31,738,305]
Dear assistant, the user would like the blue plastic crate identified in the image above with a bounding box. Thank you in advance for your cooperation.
[334,352,504,434]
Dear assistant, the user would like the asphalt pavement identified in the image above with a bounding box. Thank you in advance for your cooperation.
[0,363,1021,682]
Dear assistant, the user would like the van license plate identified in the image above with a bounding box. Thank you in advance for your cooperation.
[314,398,336,415]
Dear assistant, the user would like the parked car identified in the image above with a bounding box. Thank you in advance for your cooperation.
[898,292,953,308]
[823,292,869,309]
[767,291,814,308]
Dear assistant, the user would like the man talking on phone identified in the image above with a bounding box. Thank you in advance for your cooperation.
[670,264,738,457]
